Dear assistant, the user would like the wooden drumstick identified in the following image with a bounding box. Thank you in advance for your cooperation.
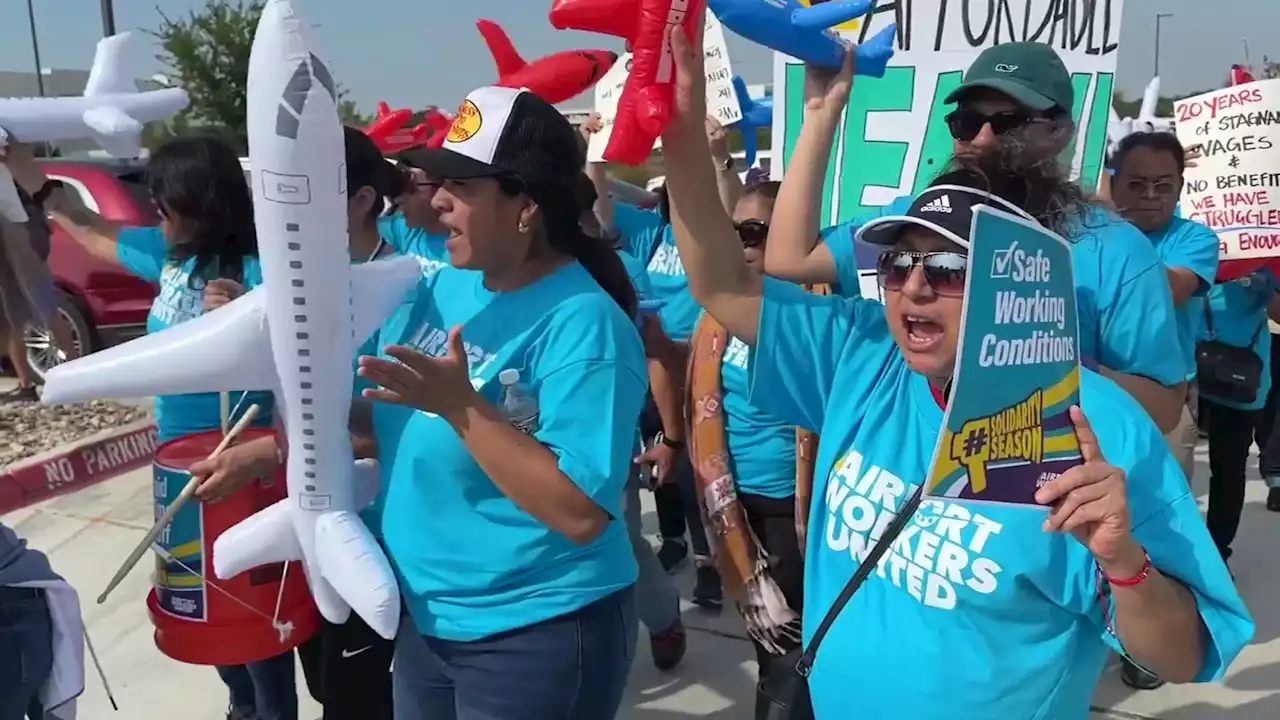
[96,404,261,605]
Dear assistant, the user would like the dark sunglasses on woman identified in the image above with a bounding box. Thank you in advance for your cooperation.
[876,249,968,297]
[945,108,1047,142]
[735,219,769,248]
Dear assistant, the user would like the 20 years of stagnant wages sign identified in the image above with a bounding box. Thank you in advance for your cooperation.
[772,0,1124,282]
[1176,79,1280,266]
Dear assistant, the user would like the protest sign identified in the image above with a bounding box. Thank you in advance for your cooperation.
[773,0,1124,297]
[924,206,1082,508]
[588,10,740,162]
[1176,78,1280,271]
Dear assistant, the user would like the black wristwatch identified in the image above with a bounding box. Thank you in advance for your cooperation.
[660,435,685,450]
[31,179,66,208]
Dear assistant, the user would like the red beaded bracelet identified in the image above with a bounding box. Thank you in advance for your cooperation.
[1101,551,1153,588]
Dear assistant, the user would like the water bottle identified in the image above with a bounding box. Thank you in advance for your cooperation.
[498,369,539,434]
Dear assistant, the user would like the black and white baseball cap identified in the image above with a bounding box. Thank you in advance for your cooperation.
[854,185,1033,249]
[404,86,583,187]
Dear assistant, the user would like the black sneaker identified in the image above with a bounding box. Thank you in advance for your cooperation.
[1267,488,1280,512]
[227,706,257,720]
[657,538,688,574]
[0,385,39,403]
[692,562,723,611]
[1120,658,1164,690]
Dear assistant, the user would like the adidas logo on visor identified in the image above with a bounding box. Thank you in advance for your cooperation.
[919,195,953,213]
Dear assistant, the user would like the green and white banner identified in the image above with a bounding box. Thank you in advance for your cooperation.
[771,1,1125,228]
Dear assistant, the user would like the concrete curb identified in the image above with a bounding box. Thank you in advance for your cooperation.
[0,418,158,514]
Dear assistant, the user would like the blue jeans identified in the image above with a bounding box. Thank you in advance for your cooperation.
[217,651,298,720]
[393,587,637,720]
[0,587,52,720]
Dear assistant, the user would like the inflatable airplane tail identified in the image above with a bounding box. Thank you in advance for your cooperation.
[214,460,399,638]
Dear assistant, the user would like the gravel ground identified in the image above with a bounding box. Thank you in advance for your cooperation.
[1,400,152,468]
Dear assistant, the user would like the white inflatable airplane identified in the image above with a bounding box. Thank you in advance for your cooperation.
[40,0,417,640]
[0,32,189,158]
[1107,76,1175,155]
[0,32,189,223]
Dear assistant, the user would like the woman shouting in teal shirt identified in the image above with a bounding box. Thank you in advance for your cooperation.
[658,20,1251,719]
[356,86,646,720]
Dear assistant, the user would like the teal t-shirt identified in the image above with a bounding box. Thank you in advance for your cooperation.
[613,203,701,341]
[747,279,1253,718]
[1146,217,1221,381]
[823,201,1186,387]
[377,214,450,278]
[1197,271,1277,410]
[373,261,647,641]
[719,329,796,499]
[116,227,275,443]
[617,248,652,299]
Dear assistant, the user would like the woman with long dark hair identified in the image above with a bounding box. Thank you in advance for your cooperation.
[656,19,1249,718]
[354,86,645,719]
[2,137,290,720]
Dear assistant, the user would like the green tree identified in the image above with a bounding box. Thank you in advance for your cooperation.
[149,0,367,150]
[150,0,263,151]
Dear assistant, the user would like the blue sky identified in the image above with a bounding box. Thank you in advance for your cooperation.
[1,0,1276,112]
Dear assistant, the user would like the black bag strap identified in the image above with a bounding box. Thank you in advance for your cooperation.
[1202,301,1216,338]
[794,483,924,678]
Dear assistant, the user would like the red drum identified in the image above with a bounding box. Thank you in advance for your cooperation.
[145,429,320,665]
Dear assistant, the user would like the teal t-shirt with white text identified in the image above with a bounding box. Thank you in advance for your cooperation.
[613,203,701,341]
[823,201,1186,387]
[373,261,647,641]
[116,227,274,442]
[747,279,1253,718]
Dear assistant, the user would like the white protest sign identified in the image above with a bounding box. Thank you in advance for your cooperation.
[772,1,1125,298]
[587,10,740,162]
[1176,79,1280,262]
[587,53,631,162]
[704,11,742,126]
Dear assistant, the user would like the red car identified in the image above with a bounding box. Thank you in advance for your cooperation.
[23,159,159,377]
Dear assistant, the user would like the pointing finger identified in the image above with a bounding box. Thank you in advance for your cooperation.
[1069,405,1104,463]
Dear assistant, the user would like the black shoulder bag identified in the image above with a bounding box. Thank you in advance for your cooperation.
[1196,303,1266,405]
[758,484,924,719]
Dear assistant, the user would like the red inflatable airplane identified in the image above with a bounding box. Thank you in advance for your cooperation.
[549,0,707,165]
[422,108,455,149]
[1231,64,1256,87]
[362,102,433,154]
[476,20,617,105]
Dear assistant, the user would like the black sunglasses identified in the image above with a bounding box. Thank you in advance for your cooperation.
[945,108,1045,142]
[735,220,769,248]
[876,250,968,297]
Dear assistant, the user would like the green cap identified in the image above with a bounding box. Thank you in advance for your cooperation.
[944,42,1074,113]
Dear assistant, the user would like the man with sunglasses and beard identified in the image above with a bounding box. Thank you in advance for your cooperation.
[765,42,1188,441]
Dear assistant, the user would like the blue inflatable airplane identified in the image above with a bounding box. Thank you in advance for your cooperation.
[708,0,896,75]
[731,75,773,169]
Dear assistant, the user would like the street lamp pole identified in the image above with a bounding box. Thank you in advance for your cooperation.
[101,0,117,36]
[1155,13,1173,77]
[1243,38,1253,68]
[25,0,45,97]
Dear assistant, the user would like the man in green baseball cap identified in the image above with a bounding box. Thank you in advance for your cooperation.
[940,42,1077,157]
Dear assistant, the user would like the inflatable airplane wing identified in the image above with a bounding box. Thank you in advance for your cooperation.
[40,0,417,641]
[0,32,189,159]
